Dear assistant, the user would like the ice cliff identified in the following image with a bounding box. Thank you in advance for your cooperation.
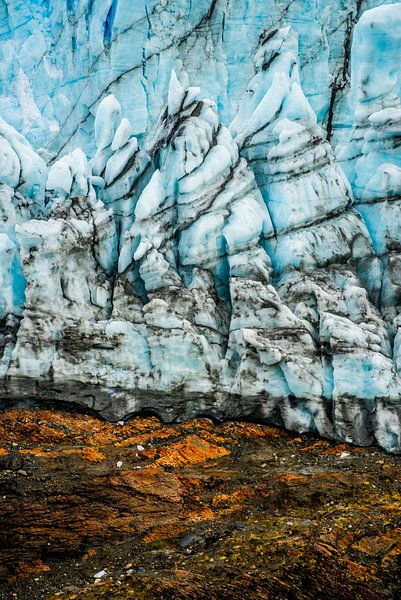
[1,1,401,453]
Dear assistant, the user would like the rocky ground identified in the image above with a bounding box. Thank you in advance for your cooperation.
[0,405,400,599]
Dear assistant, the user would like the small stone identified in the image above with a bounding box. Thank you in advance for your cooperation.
[137,445,145,451]
[116,461,123,468]
[94,570,106,579]
[179,533,204,549]
[117,421,125,426]
[17,469,28,476]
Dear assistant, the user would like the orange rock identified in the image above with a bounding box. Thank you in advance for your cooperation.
[156,435,230,467]
[222,421,282,439]
[212,486,257,507]
[276,471,360,491]
[322,443,352,456]
[182,418,215,430]
[82,448,106,462]
[345,560,371,580]
[13,559,50,581]
[314,542,338,557]
[19,447,83,458]
[138,448,157,459]
[0,409,163,449]
[186,507,215,522]
[197,430,230,444]
[276,473,309,486]
[299,440,329,452]
[19,446,106,461]
[82,548,97,561]
[127,416,161,431]
[356,535,394,555]
[143,523,188,544]
[105,466,183,503]
[115,427,179,448]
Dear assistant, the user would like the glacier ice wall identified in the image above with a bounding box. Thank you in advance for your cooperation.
[2,2,401,452]
[0,0,397,155]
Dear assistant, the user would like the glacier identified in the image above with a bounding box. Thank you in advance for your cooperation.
[1,1,401,452]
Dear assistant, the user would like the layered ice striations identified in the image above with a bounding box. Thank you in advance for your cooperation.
[1,4,401,452]
[0,0,397,155]
[230,25,401,450]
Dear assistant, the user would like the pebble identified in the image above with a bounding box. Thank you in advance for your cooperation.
[179,533,204,549]
[17,469,28,476]
[94,570,106,579]
[116,461,123,469]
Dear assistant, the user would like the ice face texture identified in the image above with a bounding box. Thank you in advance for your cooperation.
[1,2,401,452]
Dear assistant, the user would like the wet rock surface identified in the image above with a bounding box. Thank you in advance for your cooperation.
[0,407,401,599]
